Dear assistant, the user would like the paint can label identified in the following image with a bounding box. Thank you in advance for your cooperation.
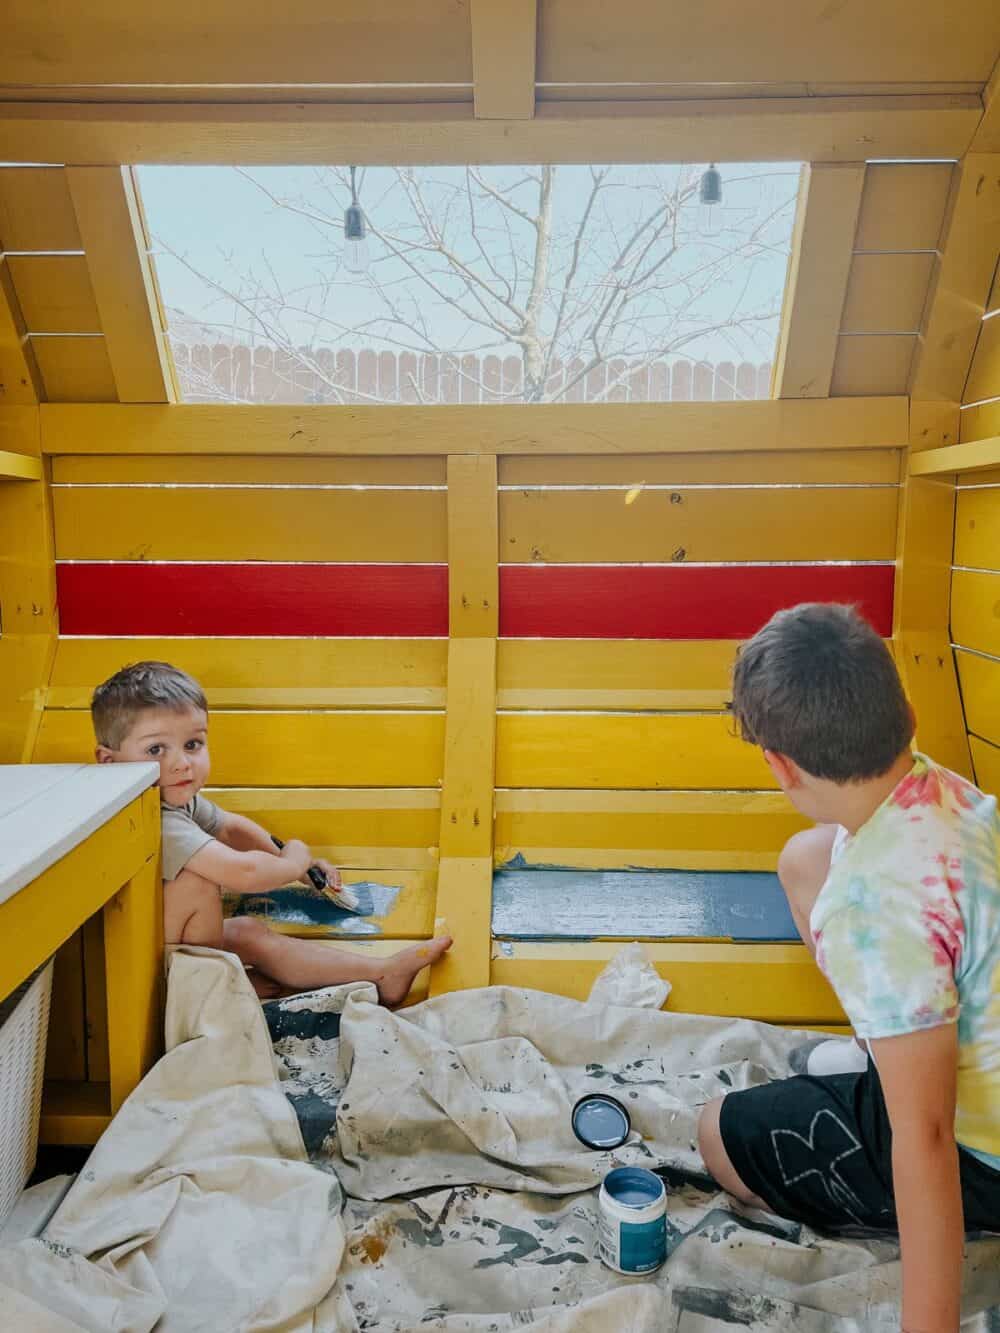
[598,1210,667,1273]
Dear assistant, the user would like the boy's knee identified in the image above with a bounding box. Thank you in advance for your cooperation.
[777,826,837,901]
[223,915,269,949]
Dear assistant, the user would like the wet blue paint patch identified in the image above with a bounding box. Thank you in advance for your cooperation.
[228,881,400,936]
[491,869,796,942]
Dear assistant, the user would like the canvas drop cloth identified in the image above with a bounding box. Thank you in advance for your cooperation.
[2,946,999,1331]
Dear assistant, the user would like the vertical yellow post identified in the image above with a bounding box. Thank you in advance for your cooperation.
[102,789,163,1113]
[430,455,499,995]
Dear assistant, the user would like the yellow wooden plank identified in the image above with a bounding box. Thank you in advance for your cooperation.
[0,448,42,480]
[499,486,898,562]
[0,166,81,251]
[971,52,1000,153]
[471,0,536,120]
[910,400,961,453]
[48,637,448,709]
[955,486,1000,571]
[7,255,101,335]
[0,405,40,455]
[429,856,493,995]
[34,709,447,787]
[82,914,109,1083]
[448,454,498,636]
[773,163,865,399]
[38,399,912,456]
[830,334,915,396]
[854,162,955,252]
[500,448,902,486]
[497,712,774,789]
[497,639,738,710]
[956,648,1000,747]
[439,639,497,858]
[40,1080,110,1147]
[971,735,1000,796]
[32,336,118,403]
[494,789,807,872]
[44,932,87,1083]
[0,800,148,999]
[51,454,447,485]
[490,942,844,1024]
[237,867,436,940]
[958,467,1000,487]
[0,258,43,405]
[951,568,1000,657]
[0,98,980,169]
[840,252,936,334]
[66,167,174,403]
[909,436,1000,478]
[965,313,1000,406]
[961,398,1000,444]
[213,787,441,869]
[911,155,1000,404]
[52,485,447,561]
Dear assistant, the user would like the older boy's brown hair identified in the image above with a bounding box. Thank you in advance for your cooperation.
[731,603,913,782]
[91,661,207,750]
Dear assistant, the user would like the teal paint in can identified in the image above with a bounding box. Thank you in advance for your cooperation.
[597,1166,668,1274]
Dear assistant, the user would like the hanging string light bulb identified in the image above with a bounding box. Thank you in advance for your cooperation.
[698,163,723,237]
[342,165,370,274]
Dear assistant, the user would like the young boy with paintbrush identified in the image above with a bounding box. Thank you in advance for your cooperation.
[92,661,451,1004]
[697,604,1000,1333]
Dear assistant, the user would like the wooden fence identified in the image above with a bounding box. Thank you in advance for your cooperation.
[170,342,774,405]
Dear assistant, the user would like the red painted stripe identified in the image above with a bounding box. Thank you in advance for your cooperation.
[56,563,449,636]
[499,564,894,638]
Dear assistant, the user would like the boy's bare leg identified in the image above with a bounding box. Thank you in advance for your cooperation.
[223,916,452,1006]
[776,824,837,956]
[164,868,225,947]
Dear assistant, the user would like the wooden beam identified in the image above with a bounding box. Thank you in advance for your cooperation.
[908,435,1000,478]
[0,448,42,481]
[447,454,498,636]
[471,0,536,120]
[0,96,981,167]
[909,154,1000,403]
[39,398,910,456]
[0,258,42,406]
[773,163,865,398]
[65,167,173,403]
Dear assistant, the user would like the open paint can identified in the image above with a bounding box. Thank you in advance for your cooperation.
[597,1166,668,1274]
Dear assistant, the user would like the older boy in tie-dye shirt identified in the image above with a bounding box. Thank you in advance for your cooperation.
[697,604,1000,1333]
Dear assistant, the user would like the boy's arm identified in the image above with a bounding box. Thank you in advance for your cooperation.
[185,835,312,895]
[871,1024,963,1333]
[213,809,280,855]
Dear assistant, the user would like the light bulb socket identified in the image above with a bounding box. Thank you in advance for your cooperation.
[699,166,723,207]
[344,203,366,241]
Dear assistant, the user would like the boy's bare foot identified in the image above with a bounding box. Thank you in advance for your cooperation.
[375,936,452,1007]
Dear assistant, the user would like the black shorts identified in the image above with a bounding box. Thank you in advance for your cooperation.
[718,1061,1000,1235]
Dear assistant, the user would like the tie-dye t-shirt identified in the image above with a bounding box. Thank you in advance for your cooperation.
[810,753,1000,1169]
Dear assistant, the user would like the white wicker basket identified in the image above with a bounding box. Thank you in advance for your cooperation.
[0,960,54,1228]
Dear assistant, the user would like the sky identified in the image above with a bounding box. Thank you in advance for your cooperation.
[137,162,801,383]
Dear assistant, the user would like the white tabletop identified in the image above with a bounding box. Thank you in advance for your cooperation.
[0,763,159,906]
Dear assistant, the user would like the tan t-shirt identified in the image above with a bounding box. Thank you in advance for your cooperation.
[161,794,223,882]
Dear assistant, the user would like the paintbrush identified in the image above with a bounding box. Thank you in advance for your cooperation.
[270,835,362,913]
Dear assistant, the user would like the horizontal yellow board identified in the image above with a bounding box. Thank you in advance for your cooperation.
[957,466,1000,487]
[497,639,740,710]
[499,449,902,486]
[0,166,82,251]
[955,488,1000,571]
[909,437,1000,478]
[0,449,42,481]
[956,650,1000,747]
[48,638,448,709]
[53,486,447,561]
[499,486,898,562]
[840,252,935,334]
[496,712,774,789]
[971,735,1000,798]
[215,787,441,868]
[853,162,955,253]
[34,709,446,787]
[7,255,101,335]
[51,454,447,485]
[965,314,1000,406]
[33,336,117,403]
[233,867,436,940]
[951,569,1000,657]
[490,942,844,1024]
[38,399,911,456]
[494,789,806,871]
[830,334,915,396]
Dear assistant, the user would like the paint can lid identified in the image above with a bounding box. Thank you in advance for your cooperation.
[571,1093,631,1149]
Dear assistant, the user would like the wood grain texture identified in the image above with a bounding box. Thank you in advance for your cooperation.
[955,486,1000,570]
[0,167,81,251]
[55,562,449,636]
[499,448,902,486]
[6,256,101,335]
[830,334,915,396]
[447,454,498,636]
[52,454,446,484]
[498,563,895,638]
[471,0,536,119]
[32,336,117,403]
[951,568,1000,657]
